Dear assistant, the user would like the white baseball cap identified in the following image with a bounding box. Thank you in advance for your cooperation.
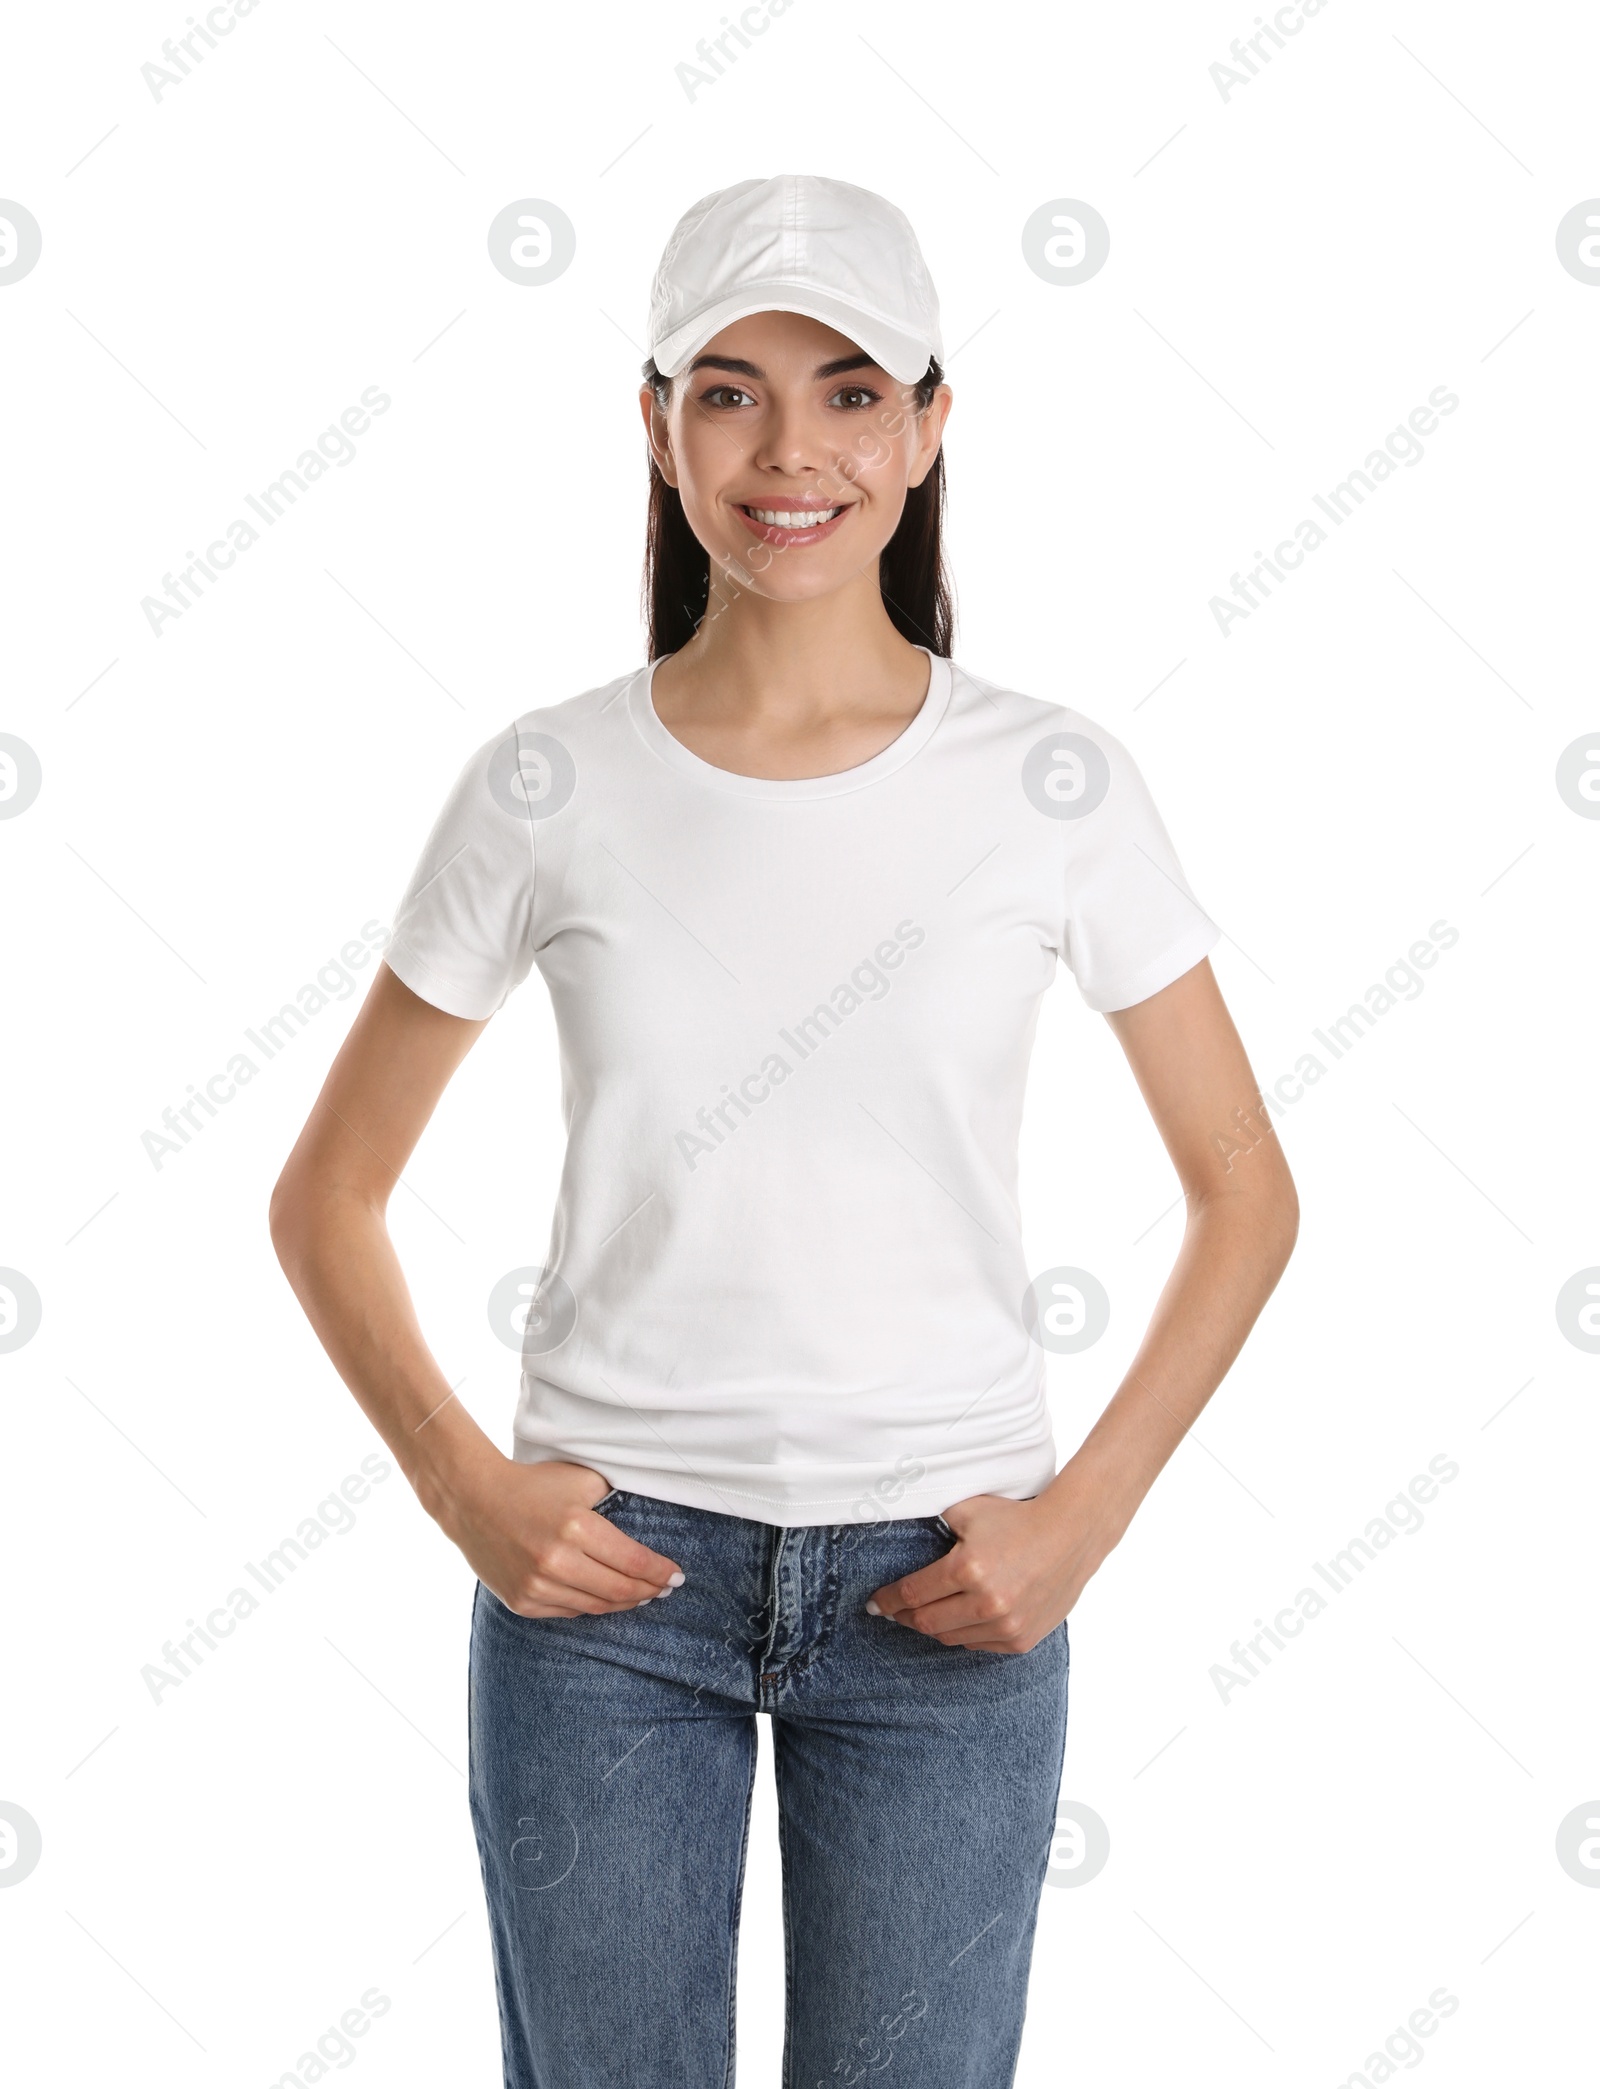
[647,174,943,386]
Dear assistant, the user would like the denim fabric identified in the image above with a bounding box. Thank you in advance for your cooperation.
[468,1489,1071,2088]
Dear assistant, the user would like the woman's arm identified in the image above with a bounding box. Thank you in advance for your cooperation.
[871,957,1298,1650]
[268,962,683,1615]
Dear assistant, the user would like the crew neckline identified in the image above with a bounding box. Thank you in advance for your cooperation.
[628,646,953,800]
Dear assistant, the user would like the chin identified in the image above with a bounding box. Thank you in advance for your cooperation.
[733,570,850,604]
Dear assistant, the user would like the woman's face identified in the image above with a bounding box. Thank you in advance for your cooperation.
[639,308,951,607]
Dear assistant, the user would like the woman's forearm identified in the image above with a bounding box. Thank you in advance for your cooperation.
[268,1178,498,1522]
[1046,1178,1299,1548]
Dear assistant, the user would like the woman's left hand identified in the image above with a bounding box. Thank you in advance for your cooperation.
[867,1468,1126,1652]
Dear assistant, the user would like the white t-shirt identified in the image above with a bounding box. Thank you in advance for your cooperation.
[385,648,1219,1526]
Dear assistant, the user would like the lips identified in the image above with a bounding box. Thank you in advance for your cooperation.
[734,500,851,546]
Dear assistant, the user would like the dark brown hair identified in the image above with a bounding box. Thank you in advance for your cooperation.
[640,358,953,661]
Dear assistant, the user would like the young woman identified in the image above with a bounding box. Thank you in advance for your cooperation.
[270,175,1297,2088]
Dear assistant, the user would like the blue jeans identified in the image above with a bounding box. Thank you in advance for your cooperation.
[468,1489,1071,2088]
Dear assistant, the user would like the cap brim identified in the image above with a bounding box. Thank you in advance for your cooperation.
[653,285,934,385]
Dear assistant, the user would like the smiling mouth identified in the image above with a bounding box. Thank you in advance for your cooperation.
[742,503,843,525]
[734,501,850,542]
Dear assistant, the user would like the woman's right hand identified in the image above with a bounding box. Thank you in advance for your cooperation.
[436,1452,685,1618]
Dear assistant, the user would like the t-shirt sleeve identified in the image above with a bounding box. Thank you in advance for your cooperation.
[1057,723,1221,1014]
[383,722,537,1021]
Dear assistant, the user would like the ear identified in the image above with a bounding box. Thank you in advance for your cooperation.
[639,384,679,489]
[904,382,952,492]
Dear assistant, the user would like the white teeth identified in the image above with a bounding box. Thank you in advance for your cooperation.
[746,506,842,528]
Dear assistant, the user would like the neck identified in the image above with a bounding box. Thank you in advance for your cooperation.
[659,566,925,723]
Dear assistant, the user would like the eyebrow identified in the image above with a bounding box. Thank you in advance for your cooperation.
[684,351,880,381]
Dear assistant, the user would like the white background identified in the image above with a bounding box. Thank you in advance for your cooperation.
[4,0,1598,2082]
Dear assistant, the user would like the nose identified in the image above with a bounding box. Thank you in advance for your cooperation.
[750,398,842,493]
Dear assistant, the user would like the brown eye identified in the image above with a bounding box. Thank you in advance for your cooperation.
[829,385,881,411]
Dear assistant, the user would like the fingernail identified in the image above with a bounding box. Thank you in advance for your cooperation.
[635,1597,653,1607]
[668,1571,686,1587]
[865,1599,882,1616]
